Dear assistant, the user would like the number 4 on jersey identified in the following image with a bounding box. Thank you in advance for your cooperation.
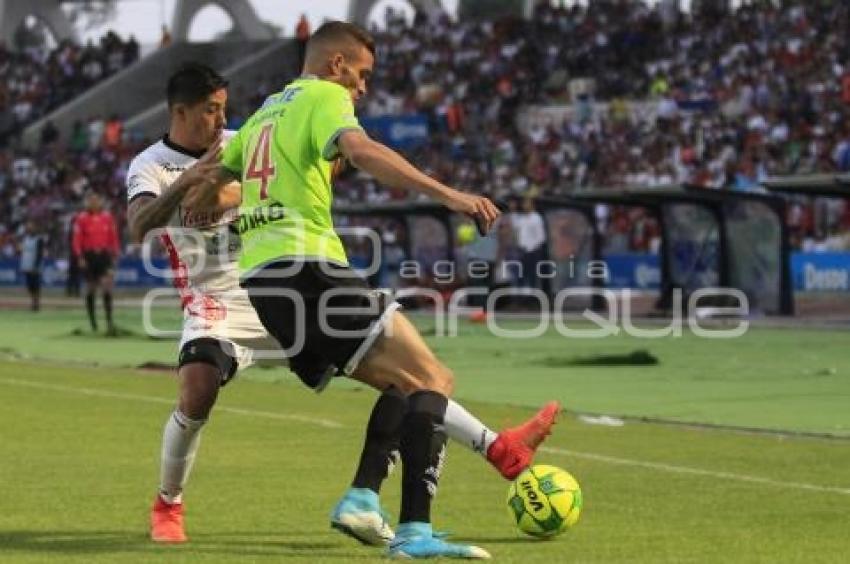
[246,123,276,200]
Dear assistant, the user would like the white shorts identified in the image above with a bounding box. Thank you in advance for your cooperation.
[179,286,286,372]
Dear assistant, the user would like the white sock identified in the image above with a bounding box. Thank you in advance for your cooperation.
[159,410,205,504]
[444,400,498,456]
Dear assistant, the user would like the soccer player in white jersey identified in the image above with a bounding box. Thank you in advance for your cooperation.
[127,63,559,547]
[126,63,282,543]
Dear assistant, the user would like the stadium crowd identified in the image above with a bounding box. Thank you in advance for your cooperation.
[0,121,141,263]
[334,0,850,251]
[1,1,849,268]
[0,31,139,139]
[0,29,142,264]
[350,1,850,190]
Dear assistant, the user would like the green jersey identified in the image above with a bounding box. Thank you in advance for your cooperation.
[221,77,362,276]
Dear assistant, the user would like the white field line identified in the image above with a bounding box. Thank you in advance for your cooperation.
[0,377,341,429]
[540,446,850,496]
[2,376,847,495]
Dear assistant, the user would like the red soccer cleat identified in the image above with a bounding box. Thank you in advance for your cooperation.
[469,309,488,323]
[150,495,187,543]
[486,401,561,480]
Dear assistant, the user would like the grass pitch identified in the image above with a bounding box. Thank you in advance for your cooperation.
[0,306,849,562]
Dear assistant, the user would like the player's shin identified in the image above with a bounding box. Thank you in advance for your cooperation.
[159,409,205,504]
[444,399,498,456]
[352,386,407,493]
[399,390,448,525]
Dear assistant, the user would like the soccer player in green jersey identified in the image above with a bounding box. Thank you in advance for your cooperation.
[194,21,549,559]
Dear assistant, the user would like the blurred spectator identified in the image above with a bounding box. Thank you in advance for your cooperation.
[40,120,59,147]
[19,220,46,311]
[69,120,89,153]
[296,14,311,72]
[160,25,172,48]
[102,115,123,151]
[87,117,104,151]
[124,35,140,65]
[512,197,546,289]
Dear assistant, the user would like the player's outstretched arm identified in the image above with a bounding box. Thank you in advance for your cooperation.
[337,129,501,232]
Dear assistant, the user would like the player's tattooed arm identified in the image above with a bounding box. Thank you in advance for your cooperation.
[127,191,181,243]
[182,167,240,210]
[127,143,224,243]
[337,129,501,233]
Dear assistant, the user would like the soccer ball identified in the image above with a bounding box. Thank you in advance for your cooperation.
[507,464,582,538]
[456,223,477,245]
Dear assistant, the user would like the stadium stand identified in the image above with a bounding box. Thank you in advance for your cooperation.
[0,31,139,140]
[0,1,849,263]
[339,2,850,252]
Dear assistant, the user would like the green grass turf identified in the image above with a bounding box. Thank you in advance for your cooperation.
[0,359,849,563]
[0,307,848,435]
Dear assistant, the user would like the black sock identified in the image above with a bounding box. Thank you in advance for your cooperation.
[352,387,408,494]
[103,292,113,326]
[85,292,97,330]
[399,390,449,524]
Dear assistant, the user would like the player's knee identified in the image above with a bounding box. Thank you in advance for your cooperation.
[416,360,454,396]
[178,365,220,419]
[177,338,237,419]
[436,365,454,396]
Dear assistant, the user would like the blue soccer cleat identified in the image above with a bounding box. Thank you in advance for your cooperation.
[388,522,491,559]
[330,487,394,546]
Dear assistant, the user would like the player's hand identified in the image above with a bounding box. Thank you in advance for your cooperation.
[180,138,225,209]
[77,256,86,269]
[446,191,501,235]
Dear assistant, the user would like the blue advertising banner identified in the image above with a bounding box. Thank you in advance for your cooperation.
[360,114,429,150]
[603,253,850,292]
[791,253,850,292]
[0,258,170,288]
[2,253,848,291]
[602,254,661,289]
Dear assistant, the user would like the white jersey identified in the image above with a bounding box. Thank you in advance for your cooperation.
[127,133,283,371]
[127,132,241,295]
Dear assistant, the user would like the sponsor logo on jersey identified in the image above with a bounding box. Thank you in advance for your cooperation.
[181,207,239,228]
[162,163,189,173]
[236,203,286,234]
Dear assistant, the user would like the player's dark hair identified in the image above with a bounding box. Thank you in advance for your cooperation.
[308,21,375,57]
[166,63,229,107]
